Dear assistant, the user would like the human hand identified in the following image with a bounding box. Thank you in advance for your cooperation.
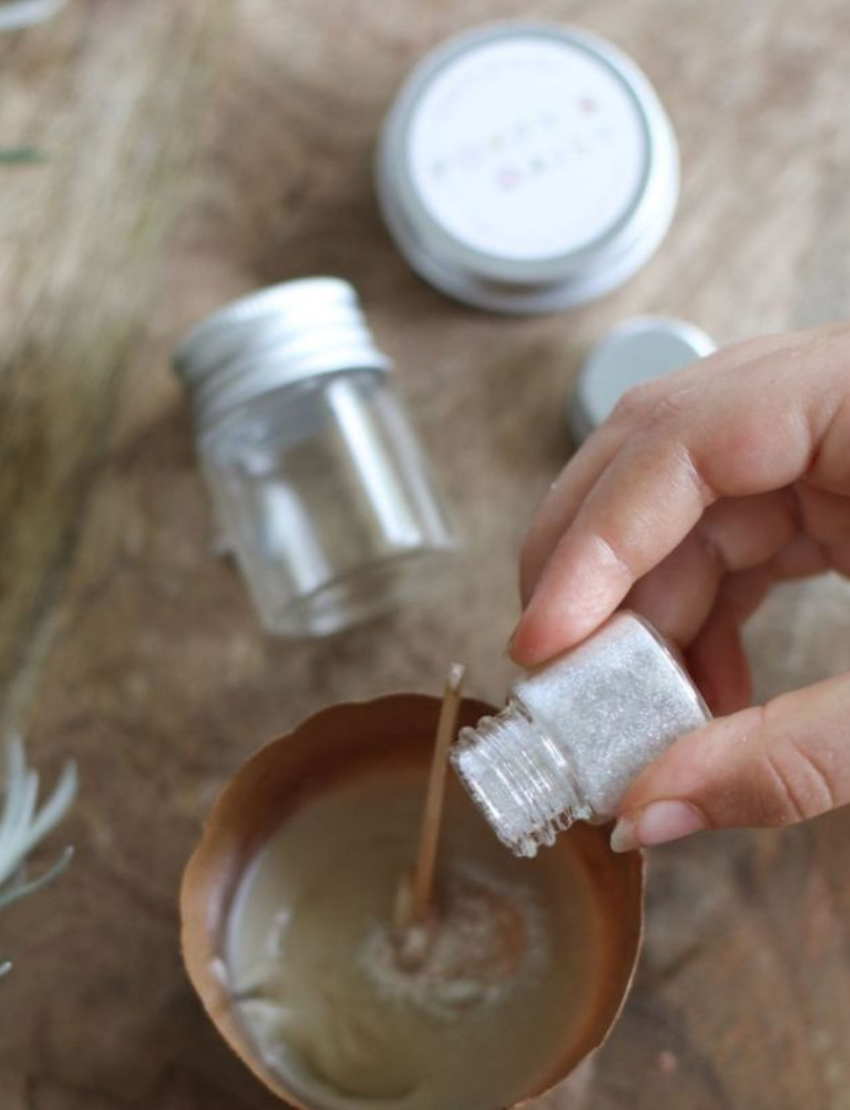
[511,324,850,850]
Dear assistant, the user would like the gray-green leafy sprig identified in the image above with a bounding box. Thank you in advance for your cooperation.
[0,737,77,978]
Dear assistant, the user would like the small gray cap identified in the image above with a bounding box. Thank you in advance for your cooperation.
[568,316,715,443]
[173,278,391,431]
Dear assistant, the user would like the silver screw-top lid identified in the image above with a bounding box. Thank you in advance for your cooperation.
[377,22,679,314]
[173,278,392,430]
[569,315,716,444]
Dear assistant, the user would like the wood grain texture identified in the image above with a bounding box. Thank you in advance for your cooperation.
[1,0,850,1107]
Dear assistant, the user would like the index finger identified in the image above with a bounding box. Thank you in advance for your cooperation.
[519,333,794,604]
[511,348,836,667]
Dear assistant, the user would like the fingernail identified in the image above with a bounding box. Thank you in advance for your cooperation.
[609,818,639,853]
[610,800,706,853]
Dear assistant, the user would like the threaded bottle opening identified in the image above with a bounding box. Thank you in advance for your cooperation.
[172,278,392,430]
[450,699,589,858]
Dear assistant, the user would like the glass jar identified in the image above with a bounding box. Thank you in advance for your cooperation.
[451,612,710,856]
[173,278,457,637]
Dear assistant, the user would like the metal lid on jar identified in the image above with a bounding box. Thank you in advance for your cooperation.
[568,315,716,444]
[173,278,392,430]
[376,22,679,315]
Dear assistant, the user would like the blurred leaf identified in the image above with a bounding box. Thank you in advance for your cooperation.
[0,147,45,164]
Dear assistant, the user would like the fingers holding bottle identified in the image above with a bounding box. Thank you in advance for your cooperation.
[512,327,850,669]
[610,670,850,851]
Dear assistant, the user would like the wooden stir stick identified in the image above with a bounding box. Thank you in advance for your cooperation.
[396,662,466,933]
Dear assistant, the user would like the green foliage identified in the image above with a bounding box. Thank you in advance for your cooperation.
[0,737,77,977]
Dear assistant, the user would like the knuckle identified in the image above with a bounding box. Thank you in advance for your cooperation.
[592,530,637,584]
[609,382,658,425]
[755,702,836,824]
[610,383,698,436]
[759,744,809,824]
[784,741,835,815]
[676,441,717,506]
[643,387,695,430]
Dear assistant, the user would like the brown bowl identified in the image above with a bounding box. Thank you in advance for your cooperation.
[180,694,644,1108]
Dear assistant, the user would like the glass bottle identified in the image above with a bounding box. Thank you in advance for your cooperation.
[451,611,710,856]
[173,278,456,637]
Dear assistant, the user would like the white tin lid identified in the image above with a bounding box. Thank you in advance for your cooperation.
[568,316,716,444]
[376,22,679,314]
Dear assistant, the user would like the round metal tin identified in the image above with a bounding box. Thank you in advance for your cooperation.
[568,316,716,444]
[376,22,679,314]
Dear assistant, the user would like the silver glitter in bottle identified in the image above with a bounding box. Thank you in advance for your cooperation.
[451,612,710,857]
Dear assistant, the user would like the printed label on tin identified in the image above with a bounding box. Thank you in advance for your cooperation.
[407,35,648,262]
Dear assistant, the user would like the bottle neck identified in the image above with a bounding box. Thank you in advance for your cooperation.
[450,697,589,858]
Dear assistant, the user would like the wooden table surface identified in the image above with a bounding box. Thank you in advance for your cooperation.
[1,1,849,1107]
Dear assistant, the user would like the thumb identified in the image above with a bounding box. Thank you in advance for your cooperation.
[610,671,850,852]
